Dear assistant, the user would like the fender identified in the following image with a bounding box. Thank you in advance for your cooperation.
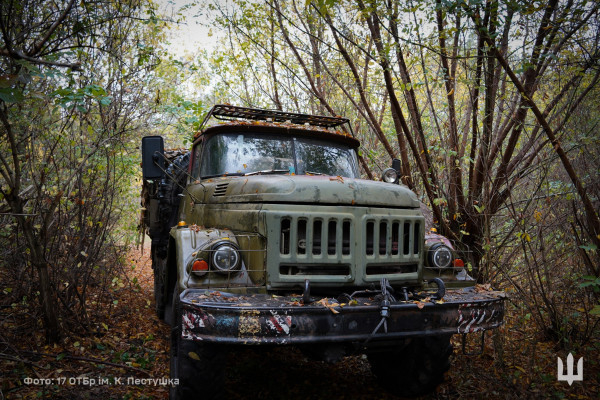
[170,225,261,293]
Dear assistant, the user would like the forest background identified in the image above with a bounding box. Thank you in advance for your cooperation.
[0,0,599,398]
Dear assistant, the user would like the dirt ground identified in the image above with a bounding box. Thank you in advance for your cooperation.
[2,244,598,399]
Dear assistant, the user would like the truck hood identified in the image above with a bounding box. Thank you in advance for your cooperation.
[190,175,420,208]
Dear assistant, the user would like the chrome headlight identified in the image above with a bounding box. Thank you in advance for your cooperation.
[211,241,241,273]
[381,168,398,183]
[427,243,453,269]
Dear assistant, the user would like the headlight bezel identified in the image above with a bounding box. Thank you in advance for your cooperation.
[426,242,454,269]
[210,240,242,274]
[381,167,399,183]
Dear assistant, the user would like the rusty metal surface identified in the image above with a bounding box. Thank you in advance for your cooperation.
[179,288,505,345]
[205,104,350,128]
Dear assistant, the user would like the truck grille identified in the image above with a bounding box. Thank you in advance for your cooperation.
[265,208,423,286]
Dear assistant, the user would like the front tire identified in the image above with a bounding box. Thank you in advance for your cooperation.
[368,334,453,397]
[152,249,167,320]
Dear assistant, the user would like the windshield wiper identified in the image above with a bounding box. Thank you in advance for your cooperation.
[304,171,326,176]
[201,172,245,179]
[244,169,290,176]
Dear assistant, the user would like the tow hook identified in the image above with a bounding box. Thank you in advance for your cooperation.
[428,277,446,300]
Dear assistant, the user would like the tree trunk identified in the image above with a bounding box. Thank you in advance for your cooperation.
[36,262,61,342]
[19,215,61,342]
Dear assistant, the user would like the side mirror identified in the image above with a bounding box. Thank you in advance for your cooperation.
[141,136,165,180]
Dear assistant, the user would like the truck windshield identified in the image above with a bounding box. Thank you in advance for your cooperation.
[199,133,359,179]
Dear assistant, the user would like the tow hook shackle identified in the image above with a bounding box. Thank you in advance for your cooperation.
[401,287,409,301]
[380,299,390,318]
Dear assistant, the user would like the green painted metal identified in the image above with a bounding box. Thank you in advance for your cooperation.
[186,175,420,208]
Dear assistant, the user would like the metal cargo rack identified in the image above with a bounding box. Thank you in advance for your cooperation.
[198,104,353,133]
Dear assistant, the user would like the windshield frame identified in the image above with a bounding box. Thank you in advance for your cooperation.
[192,125,360,180]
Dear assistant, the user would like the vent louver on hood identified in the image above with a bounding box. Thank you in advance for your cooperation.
[213,183,229,197]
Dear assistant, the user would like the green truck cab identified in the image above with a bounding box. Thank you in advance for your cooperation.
[141,105,505,399]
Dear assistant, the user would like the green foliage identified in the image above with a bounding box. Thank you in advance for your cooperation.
[0,0,169,341]
[0,87,24,103]
[51,84,112,110]
[161,97,206,146]
[579,244,598,252]
[579,276,600,293]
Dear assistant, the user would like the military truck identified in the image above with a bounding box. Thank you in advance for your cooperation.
[140,104,505,399]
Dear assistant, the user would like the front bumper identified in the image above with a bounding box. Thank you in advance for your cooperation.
[179,288,505,345]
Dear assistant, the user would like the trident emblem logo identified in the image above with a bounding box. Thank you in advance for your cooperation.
[557,353,583,385]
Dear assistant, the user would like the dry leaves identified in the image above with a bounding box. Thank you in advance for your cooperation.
[316,298,340,314]
[475,283,492,293]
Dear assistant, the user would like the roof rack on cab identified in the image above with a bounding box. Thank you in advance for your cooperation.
[198,104,354,136]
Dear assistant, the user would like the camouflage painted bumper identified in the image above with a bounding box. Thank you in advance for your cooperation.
[179,288,505,345]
